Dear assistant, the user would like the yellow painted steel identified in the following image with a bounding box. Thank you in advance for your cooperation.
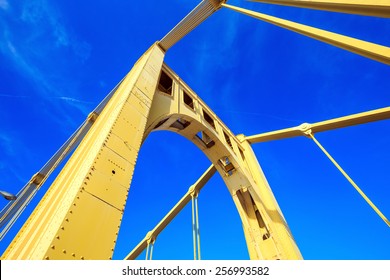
[250,0,390,18]
[3,0,388,260]
[308,133,390,227]
[2,51,302,259]
[0,112,99,240]
[2,44,166,260]
[222,3,390,64]
[246,106,390,143]
[143,63,302,259]
[159,0,227,51]
[246,107,390,227]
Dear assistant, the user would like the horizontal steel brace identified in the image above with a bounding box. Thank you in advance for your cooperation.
[246,106,390,143]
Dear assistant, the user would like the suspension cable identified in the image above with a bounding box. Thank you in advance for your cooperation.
[191,195,197,260]
[149,241,155,260]
[0,78,124,241]
[125,165,215,260]
[191,191,201,260]
[195,195,201,260]
[308,133,390,227]
[0,118,92,241]
[145,238,155,260]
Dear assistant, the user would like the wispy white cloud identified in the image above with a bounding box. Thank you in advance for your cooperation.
[0,133,15,156]
[0,94,30,98]
[0,0,94,128]
[20,0,91,61]
[0,132,34,184]
[53,97,95,116]
[0,93,93,108]
[0,32,54,93]
[0,0,9,11]
[214,108,304,125]
[0,34,91,125]
[55,96,93,104]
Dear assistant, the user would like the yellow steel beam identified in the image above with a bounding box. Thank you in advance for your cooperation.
[147,63,302,260]
[222,3,390,64]
[0,78,123,239]
[246,106,390,143]
[249,0,390,18]
[159,0,226,51]
[124,165,216,260]
[0,114,97,241]
[2,43,165,260]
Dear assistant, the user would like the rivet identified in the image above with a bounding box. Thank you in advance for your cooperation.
[45,256,49,260]
[62,250,66,254]
[81,256,84,260]
[65,218,69,222]
[56,235,60,239]
[72,253,76,257]
[61,227,65,230]
[51,245,55,249]
[70,210,73,214]
[73,203,76,206]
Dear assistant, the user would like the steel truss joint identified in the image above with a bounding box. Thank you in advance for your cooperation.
[297,122,313,137]
[209,0,228,10]
[145,231,156,244]
[188,185,199,198]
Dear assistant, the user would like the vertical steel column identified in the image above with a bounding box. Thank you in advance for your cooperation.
[2,43,165,260]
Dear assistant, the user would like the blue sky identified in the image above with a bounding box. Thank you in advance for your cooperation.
[0,0,389,260]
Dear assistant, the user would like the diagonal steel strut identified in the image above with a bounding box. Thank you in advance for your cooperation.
[159,0,226,51]
[222,3,390,65]
[249,0,390,18]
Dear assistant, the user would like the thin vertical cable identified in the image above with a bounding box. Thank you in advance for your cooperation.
[195,196,201,260]
[145,243,150,260]
[149,242,154,260]
[191,196,197,260]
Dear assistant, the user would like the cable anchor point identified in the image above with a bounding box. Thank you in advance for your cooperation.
[297,123,313,137]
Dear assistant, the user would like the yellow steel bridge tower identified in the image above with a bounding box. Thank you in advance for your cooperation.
[1,0,389,260]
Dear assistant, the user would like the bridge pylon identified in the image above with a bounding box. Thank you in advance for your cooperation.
[2,42,301,260]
